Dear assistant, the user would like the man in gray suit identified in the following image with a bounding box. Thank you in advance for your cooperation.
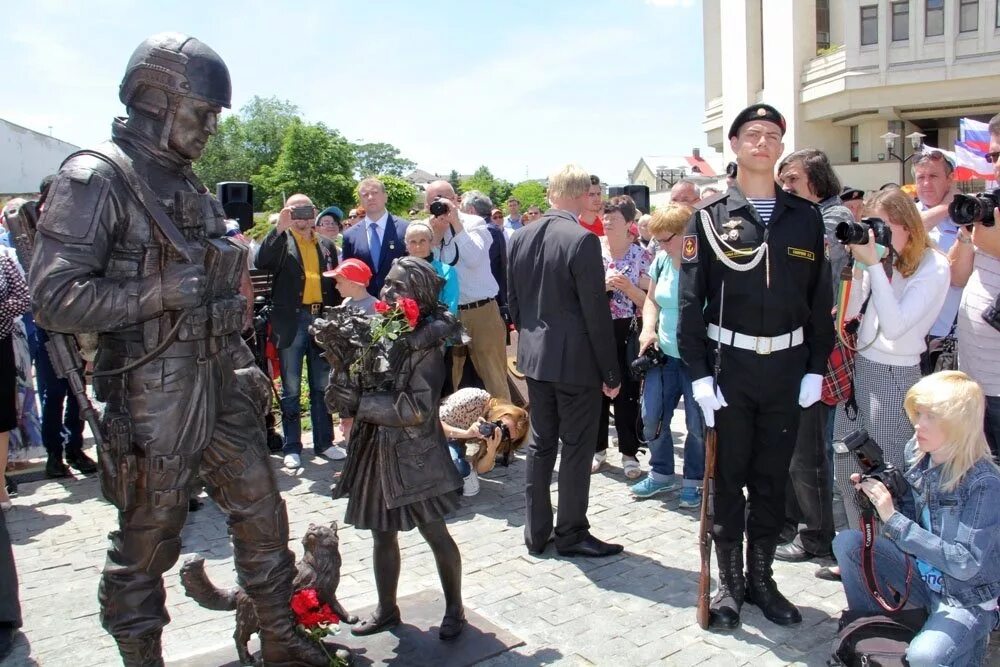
[507,164,622,558]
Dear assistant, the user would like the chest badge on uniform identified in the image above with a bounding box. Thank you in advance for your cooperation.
[681,235,698,262]
[787,247,815,261]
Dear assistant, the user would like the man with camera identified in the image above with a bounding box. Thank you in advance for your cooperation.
[913,151,964,374]
[256,193,342,469]
[679,104,834,630]
[425,181,511,401]
[949,112,1000,458]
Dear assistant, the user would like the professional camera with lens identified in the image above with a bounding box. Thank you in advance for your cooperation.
[478,419,511,442]
[835,216,892,247]
[982,292,1000,334]
[835,428,909,509]
[429,199,450,217]
[949,189,1000,228]
[630,346,667,377]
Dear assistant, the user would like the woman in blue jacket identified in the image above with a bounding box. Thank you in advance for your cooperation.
[833,370,1000,666]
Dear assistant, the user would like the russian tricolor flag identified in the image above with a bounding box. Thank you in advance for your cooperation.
[955,118,994,181]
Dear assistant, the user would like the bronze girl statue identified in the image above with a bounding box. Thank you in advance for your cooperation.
[326,256,466,640]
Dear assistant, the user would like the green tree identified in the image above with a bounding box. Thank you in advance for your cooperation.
[363,174,420,217]
[459,166,513,206]
[448,169,462,194]
[509,180,547,211]
[194,96,300,208]
[352,142,416,177]
[253,119,356,211]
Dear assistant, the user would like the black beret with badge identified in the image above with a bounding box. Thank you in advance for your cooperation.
[728,103,787,139]
[840,186,865,202]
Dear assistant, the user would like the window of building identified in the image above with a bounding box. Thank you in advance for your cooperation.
[891,1,910,40]
[926,0,945,36]
[850,126,860,163]
[817,0,831,50]
[960,0,979,32]
[861,4,879,45]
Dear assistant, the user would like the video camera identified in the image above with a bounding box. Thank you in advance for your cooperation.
[835,216,892,247]
[949,189,1000,229]
[834,429,909,511]
[630,346,667,377]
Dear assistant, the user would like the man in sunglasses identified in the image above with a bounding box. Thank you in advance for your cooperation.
[913,150,963,374]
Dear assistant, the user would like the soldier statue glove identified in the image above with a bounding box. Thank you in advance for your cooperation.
[160,263,207,311]
[691,376,727,429]
[798,373,824,408]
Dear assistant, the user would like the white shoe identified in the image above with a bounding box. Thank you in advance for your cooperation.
[324,445,348,461]
[283,453,301,469]
[463,469,480,496]
[591,451,607,474]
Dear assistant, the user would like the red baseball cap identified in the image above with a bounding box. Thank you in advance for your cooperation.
[324,258,372,286]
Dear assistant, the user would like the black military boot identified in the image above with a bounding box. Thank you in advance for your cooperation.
[745,541,802,626]
[709,542,745,630]
[115,632,164,667]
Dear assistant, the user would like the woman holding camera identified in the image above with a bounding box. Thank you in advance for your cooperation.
[439,387,529,496]
[593,196,652,478]
[634,205,705,507]
[830,188,950,549]
[833,371,1000,666]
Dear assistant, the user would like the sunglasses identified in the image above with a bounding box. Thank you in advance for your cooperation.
[986,151,1000,164]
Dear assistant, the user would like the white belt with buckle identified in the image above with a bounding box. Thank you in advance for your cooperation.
[707,324,804,355]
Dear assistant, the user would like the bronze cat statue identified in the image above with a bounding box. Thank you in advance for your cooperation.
[180,521,358,665]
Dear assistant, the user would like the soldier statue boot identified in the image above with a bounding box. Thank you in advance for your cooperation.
[115,632,164,667]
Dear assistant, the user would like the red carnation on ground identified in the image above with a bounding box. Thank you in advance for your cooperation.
[291,588,340,628]
[373,300,390,314]
[399,297,420,328]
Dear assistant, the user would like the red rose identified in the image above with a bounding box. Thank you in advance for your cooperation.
[291,588,320,622]
[399,298,419,328]
[374,300,390,314]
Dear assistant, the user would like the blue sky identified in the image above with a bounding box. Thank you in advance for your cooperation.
[5,0,705,184]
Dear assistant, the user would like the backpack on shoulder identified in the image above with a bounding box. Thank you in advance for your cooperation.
[829,608,927,667]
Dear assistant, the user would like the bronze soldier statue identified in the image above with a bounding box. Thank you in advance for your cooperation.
[30,33,331,666]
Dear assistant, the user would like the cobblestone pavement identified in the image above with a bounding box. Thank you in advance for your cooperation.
[3,407,999,666]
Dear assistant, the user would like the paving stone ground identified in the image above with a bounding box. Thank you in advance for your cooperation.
[3,405,999,666]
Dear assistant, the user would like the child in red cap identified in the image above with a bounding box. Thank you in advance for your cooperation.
[325,258,377,315]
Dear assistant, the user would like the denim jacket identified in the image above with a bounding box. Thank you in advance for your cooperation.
[882,447,1000,606]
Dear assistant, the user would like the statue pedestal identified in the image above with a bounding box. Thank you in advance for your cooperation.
[166,590,524,666]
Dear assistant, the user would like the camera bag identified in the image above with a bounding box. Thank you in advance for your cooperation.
[829,608,926,667]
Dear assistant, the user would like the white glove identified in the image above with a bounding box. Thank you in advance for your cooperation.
[691,376,727,429]
[798,373,824,408]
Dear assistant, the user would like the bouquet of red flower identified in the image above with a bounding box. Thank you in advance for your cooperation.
[291,588,348,667]
[349,297,420,378]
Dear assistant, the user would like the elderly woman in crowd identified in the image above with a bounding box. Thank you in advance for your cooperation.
[315,206,344,259]
[634,204,704,508]
[404,222,458,315]
[592,196,652,479]
[822,187,950,580]
[439,387,529,496]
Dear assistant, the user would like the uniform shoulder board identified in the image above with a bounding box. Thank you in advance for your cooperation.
[694,191,728,210]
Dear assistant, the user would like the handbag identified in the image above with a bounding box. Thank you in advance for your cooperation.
[931,322,958,372]
[829,609,927,667]
[821,279,874,409]
[625,315,642,380]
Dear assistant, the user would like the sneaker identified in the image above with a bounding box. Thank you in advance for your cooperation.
[678,486,702,508]
[630,475,678,499]
[463,469,480,497]
[283,453,301,469]
[322,445,348,461]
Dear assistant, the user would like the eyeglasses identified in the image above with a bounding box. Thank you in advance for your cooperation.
[913,150,954,170]
[655,234,676,245]
[986,151,1000,164]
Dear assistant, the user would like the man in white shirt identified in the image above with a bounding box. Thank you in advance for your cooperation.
[425,181,511,400]
[914,151,963,373]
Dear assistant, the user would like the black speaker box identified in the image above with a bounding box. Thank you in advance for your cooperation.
[217,181,254,231]
[623,185,650,214]
[607,186,625,197]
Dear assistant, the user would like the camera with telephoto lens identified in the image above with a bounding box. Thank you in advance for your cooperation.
[478,419,511,442]
[835,216,892,247]
[429,199,449,217]
[949,189,1000,229]
[982,293,1000,334]
[630,346,667,376]
[834,428,909,510]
